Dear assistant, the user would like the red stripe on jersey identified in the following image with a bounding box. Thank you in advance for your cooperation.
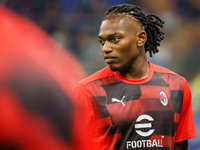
[150,135,173,148]
[140,85,170,100]
[86,81,107,97]
[96,117,114,128]
[106,100,145,125]
[100,75,121,85]
[174,112,180,123]
[99,133,122,150]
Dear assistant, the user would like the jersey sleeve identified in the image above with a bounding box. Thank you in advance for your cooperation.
[73,83,101,150]
[174,78,196,142]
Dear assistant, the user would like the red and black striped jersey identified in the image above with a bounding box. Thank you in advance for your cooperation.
[75,62,196,150]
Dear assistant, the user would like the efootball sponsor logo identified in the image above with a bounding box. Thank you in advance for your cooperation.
[126,114,164,149]
[126,138,164,149]
[135,114,155,137]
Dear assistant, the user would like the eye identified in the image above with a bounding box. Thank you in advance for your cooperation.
[111,37,120,43]
[98,38,105,45]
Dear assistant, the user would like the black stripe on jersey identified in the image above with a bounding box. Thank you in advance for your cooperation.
[143,72,169,87]
[147,111,175,136]
[170,90,184,114]
[98,125,121,136]
[9,70,73,143]
[90,96,110,119]
[101,82,141,104]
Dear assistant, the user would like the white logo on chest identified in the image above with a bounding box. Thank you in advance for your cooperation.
[135,114,155,137]
[159,91,168,106]
[112,96,125,106]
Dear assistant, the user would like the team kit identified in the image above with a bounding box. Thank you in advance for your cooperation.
[76,62,196,149]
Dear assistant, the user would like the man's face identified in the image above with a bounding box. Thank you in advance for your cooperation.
[98,17,142,72]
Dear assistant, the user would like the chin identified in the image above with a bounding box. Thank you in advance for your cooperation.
[109,65,119,72]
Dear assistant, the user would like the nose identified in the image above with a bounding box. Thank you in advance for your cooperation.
[101,41,112,54]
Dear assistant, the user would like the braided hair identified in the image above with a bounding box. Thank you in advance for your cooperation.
[103,4,164,57]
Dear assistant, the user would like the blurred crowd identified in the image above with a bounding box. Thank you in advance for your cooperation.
[1,0,200,149]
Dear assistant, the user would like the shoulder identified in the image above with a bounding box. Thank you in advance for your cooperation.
[152,63,184,79]
[151,63,187,88]
[78,66,114,86]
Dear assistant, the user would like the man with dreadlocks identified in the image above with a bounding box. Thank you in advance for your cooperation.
[74,4,196,150]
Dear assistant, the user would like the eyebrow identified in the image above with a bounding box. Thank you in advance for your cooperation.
[98,32,122,39]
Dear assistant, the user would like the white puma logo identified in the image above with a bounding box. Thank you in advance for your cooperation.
[112,96,125,106]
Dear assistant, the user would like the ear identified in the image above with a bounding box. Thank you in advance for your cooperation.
[137,30,147,47]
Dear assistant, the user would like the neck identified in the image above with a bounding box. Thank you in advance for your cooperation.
[117,56,150,80]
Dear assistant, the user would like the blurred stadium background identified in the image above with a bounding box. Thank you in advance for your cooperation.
[1,0,199,149]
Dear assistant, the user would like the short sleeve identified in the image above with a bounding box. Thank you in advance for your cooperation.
[174,78,196,142]
[73,83,101,150]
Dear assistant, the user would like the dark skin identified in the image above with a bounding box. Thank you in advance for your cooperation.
[98,16,149,80]
[98,16,189,150]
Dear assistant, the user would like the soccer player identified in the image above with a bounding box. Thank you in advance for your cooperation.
[0,4,98,150]
[74,4,196,150]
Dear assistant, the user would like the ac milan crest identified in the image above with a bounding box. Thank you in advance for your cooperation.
[159,91,168,106]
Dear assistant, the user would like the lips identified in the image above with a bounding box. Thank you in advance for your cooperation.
[104,56,116,64]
